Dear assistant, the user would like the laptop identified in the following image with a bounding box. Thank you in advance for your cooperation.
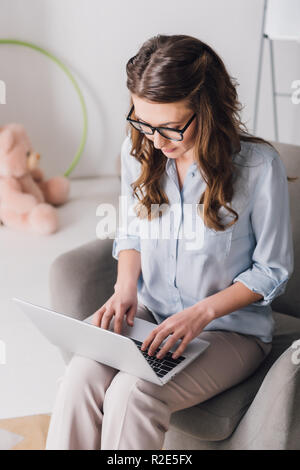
[12,297,210,386]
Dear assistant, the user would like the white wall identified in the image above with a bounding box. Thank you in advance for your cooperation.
[0,0,299,179]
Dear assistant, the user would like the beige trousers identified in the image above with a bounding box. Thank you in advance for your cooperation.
[45,303,272,450]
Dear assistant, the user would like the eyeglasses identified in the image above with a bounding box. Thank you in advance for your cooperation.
[126,105,197,142]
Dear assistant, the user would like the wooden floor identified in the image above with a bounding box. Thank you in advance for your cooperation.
[0,414,51,450]
[0,414,166,450]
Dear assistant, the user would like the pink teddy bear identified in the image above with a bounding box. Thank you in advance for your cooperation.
[0,123,70,234]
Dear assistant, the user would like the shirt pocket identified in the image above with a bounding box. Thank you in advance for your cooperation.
[230,226,253,242]
[203,225,234,259]
[186,214,234,262]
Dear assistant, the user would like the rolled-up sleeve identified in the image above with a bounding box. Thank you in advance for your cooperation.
[232,151,294,306]
[112,134,141,261]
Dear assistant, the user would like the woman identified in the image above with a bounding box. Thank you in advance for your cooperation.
[46,34,295,450]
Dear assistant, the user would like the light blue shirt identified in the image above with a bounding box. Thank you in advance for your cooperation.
[112,134,294,343]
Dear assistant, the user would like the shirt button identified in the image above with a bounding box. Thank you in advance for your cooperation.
[191,172,195,177]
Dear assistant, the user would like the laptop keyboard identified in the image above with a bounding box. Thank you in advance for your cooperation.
[132,338,185,378]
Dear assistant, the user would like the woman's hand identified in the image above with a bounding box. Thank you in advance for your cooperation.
[141,303,215,359]
[92,282,138,335]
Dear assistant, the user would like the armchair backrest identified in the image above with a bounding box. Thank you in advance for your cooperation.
[269,141,300,318]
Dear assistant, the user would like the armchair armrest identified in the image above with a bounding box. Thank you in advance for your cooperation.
[49,237,117,321]
[229,343,300,450]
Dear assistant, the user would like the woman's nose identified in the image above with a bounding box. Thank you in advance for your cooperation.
[153,130,167,149]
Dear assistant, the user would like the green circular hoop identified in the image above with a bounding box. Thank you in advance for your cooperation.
[0,39,88,177]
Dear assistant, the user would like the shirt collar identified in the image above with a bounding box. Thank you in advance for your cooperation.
[166,158,198,173]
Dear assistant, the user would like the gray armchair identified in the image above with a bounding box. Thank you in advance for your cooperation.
[48,141,300,450]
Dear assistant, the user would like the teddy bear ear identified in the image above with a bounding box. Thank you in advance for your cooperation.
[0,128,15,153]
[7,123,26,135]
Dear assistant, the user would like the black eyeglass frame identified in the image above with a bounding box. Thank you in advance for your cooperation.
[126,105,197,142]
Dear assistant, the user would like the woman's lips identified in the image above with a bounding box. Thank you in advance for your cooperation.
[163,147,176,153]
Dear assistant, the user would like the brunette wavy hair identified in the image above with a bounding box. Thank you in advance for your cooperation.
[125,34,297,231]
